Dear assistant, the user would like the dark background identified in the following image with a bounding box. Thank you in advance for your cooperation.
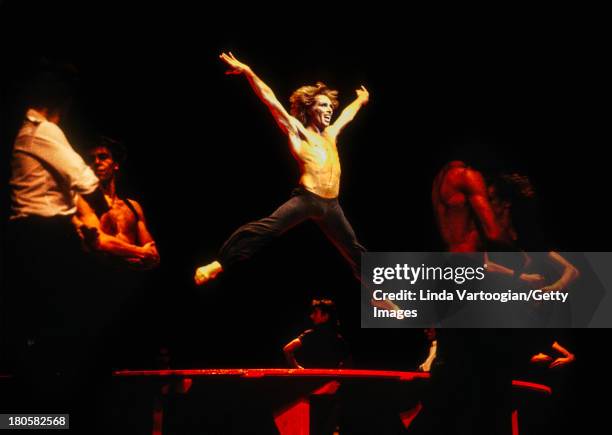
[0,1,608,430]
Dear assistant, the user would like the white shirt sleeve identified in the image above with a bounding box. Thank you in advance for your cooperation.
[30,121,99,195]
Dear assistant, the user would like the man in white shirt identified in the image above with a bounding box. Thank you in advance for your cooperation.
[10,108,100,220]
[2,63,152,420]
[5,65,103,337]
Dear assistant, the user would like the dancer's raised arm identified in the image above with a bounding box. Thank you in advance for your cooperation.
[327,86,369,139]
[220,52,306,138]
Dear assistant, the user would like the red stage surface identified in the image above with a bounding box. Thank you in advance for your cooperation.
[112,369,550,435]
[114,369,430,434]
[114,368,430,381]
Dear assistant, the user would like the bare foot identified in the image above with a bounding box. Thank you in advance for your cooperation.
[194,261,223,285]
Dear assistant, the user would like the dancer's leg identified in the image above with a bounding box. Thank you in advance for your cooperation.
[315,201,365,283]
[195,191,319,285]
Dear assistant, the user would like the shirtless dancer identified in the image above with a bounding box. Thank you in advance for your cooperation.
[75,139,159,269]
[195,52,368,286]
[432,160,509,252]
[432,162,516,432]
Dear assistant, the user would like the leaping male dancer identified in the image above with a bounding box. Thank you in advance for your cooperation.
[194,52,368,288]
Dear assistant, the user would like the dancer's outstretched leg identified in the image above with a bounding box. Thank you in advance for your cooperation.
[316,201,400,311]
[194,190,319,285]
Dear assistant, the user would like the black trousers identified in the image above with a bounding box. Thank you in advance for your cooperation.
[219,187,365,281]
[2,216,91,418]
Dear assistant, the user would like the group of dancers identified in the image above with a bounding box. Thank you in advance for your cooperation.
[2,51,579,433]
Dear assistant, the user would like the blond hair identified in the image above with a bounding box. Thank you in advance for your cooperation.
[289,82,339,125]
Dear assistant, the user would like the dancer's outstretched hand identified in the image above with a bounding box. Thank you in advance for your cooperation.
[550,354,575,368]
[219,52,250,75]
[530,353,553,364]
[356,85,369,104]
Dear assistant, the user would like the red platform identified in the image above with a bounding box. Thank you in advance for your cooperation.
[113,369,549,435]
[114,368,428,434]
[114,368,430,381]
